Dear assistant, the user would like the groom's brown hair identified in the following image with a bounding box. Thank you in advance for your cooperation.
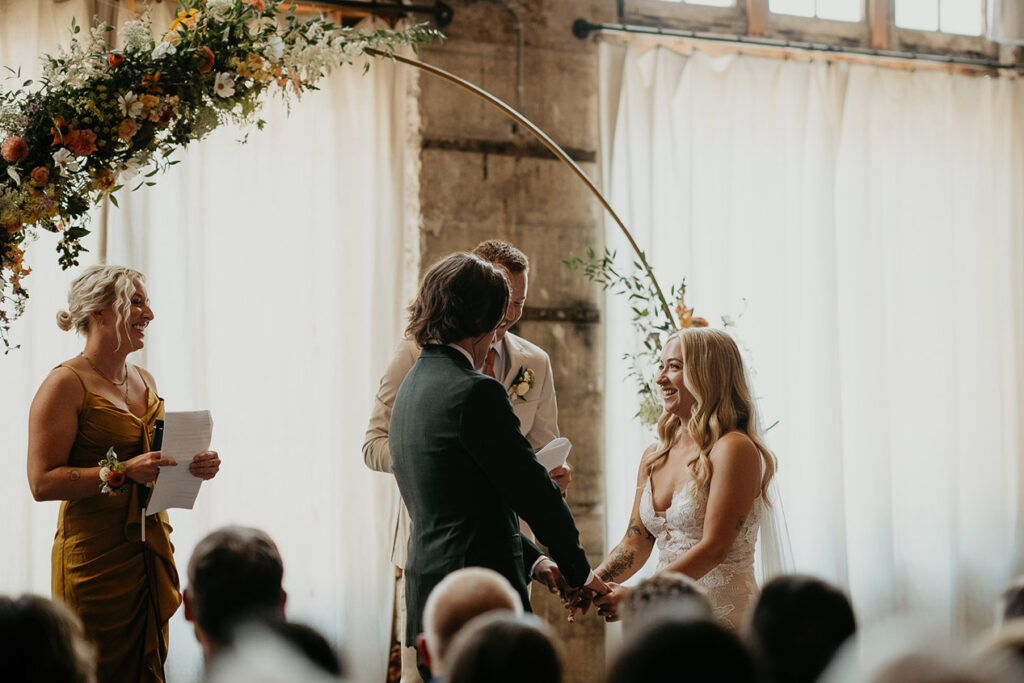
[405,252,510,346]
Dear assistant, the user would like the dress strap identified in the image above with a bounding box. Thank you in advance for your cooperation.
[56,363,87,391]
[133,365,151,392]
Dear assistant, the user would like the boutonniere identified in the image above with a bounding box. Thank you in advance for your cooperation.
[509,366,536,400]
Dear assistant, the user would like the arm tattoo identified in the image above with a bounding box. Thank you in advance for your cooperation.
[68,469,80,481]
[600,544,636,582]
[625,516,656,542]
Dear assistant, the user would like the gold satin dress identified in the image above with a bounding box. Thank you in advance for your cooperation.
[51,365,181,683]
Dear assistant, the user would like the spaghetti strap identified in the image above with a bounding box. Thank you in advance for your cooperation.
[133,366,151,392]
[57,364,87,391]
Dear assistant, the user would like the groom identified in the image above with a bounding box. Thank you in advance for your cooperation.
[390,252,603,678]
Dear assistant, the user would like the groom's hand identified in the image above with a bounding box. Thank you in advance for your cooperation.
[565,573,610,622]
[532,557,570,600]
[550,464,572,493]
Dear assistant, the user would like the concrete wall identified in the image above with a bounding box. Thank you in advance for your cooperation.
[414,1,616,678]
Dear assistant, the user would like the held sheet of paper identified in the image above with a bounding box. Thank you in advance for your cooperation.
[536,437,571,472]
[145,410,214,515]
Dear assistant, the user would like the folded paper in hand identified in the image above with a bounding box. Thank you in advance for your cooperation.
[145,410,213,514]
[536,437,571,472]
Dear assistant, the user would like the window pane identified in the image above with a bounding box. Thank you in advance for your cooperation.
[686,0,736,6]
[895,0,939,31]
[770,0,816,18]
[817,0,863,22]
[940,0,984,35]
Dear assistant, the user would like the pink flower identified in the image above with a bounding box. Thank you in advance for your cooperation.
[65,129,98,157]
[30,166,49,186]
[1,136,29,163]
[247,0,266,11]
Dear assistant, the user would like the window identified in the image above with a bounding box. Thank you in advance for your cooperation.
[769,0,863,23]
[894,0,985,36]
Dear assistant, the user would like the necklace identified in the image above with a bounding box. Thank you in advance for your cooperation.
[80,352,131,407]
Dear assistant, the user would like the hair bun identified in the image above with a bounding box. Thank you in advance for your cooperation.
[56,310,74,331]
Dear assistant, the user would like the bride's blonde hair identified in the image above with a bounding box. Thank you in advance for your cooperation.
[641,328,776,503]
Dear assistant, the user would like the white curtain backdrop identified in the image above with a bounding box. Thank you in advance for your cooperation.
[599,42,1024,638]
[0,3,415,681]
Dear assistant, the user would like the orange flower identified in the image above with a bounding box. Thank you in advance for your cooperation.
[247,0,266,11]
[108,52,125,68]
[107,470,126,487]
[3,220,22,234]
[65,129,98,157]
[117,119,138,141]
[197,46,215,73]
[141,71,162,92]
[139,94,160,111]
[50,116,72,147]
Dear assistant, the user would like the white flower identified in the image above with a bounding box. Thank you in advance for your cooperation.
[515,382,531,397]
[52,148,80,176]
[115,157,142,182]
[206,0,234,21]
[6,167,20,186]
[151,41,177,61]
[119,19,152,53]
[264,35,285,60]
[99,466,111,481]
[213,72,236,98]
[118,91,143,119]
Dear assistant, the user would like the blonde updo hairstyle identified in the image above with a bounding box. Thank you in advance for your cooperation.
[642,328,776,504]
[57,265,144,350]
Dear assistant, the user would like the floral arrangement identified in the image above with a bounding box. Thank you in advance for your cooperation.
[565,247,712,427]
[509,366,535,400]
[98,446,128,495]
[0,1,441,349]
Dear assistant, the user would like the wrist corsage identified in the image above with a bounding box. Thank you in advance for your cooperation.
[509,366,536,400]
[98,447,128,495]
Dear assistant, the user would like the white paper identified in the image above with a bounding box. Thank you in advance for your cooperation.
[145,410,214,514]
[535,437,571,472]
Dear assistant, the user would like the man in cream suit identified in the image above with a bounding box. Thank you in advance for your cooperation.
[363,240,568,683]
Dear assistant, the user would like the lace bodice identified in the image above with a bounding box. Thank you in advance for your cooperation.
[639,477,761,630]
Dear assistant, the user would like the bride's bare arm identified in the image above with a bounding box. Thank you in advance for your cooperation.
[661,432,761,580]
[594,447,657,583]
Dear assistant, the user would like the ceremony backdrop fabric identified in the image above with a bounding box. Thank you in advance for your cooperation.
[0,3,414,681]
[599,42,1024,637]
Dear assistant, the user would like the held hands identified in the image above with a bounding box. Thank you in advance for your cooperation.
[189,450,221,480]
[565,574,611,623]
[125,451,177,483]
[532,557,571,601]
[593,582,628,622]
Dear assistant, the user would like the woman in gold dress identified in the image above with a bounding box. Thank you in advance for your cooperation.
[27,265,221,683]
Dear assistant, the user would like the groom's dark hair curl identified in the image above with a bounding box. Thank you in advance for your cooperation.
[406,252,510,346]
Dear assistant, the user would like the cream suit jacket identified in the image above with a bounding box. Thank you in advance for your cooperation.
[362,333,559,568]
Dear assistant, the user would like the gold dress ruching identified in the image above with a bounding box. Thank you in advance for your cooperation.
[51,365,180,683]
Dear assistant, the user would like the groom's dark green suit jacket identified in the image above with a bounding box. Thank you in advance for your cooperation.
[390,344,591,643]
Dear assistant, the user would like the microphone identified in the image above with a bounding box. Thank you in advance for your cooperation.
[151,418,164,451]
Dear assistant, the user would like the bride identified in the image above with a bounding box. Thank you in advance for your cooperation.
[593,328,778,631]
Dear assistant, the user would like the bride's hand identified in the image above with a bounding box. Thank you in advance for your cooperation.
[594,582,628,622]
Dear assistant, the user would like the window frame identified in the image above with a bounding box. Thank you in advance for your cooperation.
[620,0,1000,58]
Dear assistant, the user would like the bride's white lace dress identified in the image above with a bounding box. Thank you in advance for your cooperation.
[639,477,761,631]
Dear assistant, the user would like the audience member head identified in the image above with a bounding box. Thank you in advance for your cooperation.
[405,252,510,353]
[472,240,529,342]
[607,616,756,683]
[445,612,562,683]
[418,567,522,678]
[999,576,1024,624]
[206,617,343,683]
[57,264,145,348]
[747,574,857,683]
[645,327,776,504]
[620,571,712,634]
[0,594,96,683]
[185,526,286,661]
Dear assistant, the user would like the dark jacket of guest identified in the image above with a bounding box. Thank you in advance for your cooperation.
[391,344,590,643]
